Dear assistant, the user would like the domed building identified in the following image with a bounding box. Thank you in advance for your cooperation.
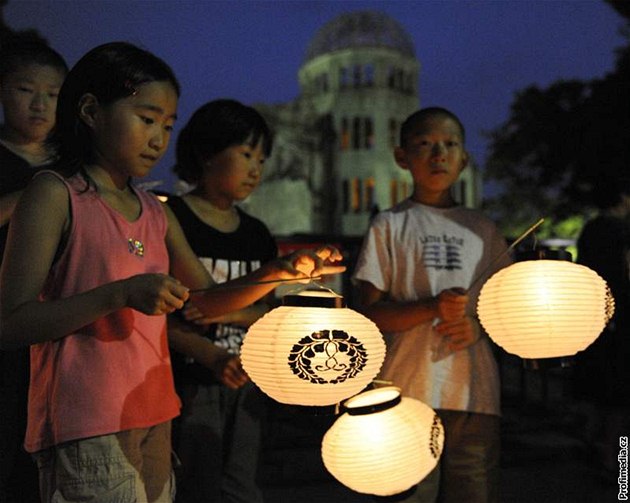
[243,10,480,237]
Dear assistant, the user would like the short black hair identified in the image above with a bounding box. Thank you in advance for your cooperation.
[174,99,273,184]
[399,107,466,147]
[0,32,68,83]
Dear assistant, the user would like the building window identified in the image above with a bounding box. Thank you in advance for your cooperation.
[351,178,362,213]
[365,177,375,212]
[340,67,349,89]
[390,179,398,207]
[387,66,395,88]
[364,64,374,87]
[320,73,329,93]
[400,181,410,201]
[389,119,398,147]
[353,117,362,150]
[353,64,362,88]
[340,117,350,151]
[364,118,374,149]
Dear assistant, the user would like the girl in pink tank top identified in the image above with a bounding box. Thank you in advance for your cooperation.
[0,42,344,503]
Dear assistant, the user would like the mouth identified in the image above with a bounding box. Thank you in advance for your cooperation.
[29,117,48,125]
[141,154,158,163]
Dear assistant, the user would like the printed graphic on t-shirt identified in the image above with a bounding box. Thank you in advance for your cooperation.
[199,257,262,353]
[420,234,464,271]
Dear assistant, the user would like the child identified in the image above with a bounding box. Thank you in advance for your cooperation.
[0,34,67,503]
[352,107,510,503]
[573,175,630,478]
[166,99,276,503]
[0,33,68,254]
[0,42,343,503]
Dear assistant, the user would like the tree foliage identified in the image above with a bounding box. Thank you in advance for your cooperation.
[484,8,630,238]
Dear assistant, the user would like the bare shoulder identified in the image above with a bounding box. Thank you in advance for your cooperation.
[15,172,70,222]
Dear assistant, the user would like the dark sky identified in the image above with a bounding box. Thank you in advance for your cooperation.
[4,0,626,193]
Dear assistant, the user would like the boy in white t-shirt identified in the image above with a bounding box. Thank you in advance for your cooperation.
[353,107,510,503]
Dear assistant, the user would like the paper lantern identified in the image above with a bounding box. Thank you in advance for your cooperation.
[321,386,444,496]
[240,291,386,406]
[477,259,615,359]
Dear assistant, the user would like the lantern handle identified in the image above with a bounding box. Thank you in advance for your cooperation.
[468,218,545,291]
[188,276,324,294]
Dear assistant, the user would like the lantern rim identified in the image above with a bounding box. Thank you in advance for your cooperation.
[283,290,345,308]
[341,386,402,416]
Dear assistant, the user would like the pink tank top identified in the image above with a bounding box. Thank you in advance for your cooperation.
[25,172,181,453]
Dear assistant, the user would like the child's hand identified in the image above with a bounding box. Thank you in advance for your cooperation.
[124,273,189,315]
[181,302,214,325]
[211,354,249,389]
[435,315,480,352]
[279,245,346,281]
[435,287,468,321]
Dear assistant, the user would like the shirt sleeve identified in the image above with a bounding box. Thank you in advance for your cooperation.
[351,214,392,293]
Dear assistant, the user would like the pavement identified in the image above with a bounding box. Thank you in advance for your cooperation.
[259,351,623,503]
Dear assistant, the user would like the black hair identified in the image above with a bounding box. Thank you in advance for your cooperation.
[50,41,180,174]
[399,106,466,147]
[0,32,68,83]
[174,99,273,184]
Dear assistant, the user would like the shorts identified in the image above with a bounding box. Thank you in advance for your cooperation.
[33,421,176,503]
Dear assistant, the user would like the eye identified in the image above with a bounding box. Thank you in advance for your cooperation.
[446,140,460,147]
[164,124,174,133]
[140,116,155,125]
[17,86,34,94]
[48,92,59,99]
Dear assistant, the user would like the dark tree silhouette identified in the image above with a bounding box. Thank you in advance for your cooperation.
[484,3,629,236]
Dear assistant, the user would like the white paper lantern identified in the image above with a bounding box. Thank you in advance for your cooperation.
[240,291,386,406]
[321,386,444,496]
[477,259,615,359]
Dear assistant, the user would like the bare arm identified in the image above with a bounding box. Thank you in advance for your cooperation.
[0,190,23,226]
[355,280,469,333]
[167,314,249,389]
[0,175,188,349]
[163,203,345,319]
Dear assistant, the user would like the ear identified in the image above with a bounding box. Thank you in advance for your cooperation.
[394,147,409,171]
[78,93,100,128]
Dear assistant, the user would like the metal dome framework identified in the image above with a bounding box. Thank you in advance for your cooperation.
[305,11,416,62]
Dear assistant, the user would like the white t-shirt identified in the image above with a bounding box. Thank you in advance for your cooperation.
[352,199,510,416]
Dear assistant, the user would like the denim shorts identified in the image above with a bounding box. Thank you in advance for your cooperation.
[33,421,176,503]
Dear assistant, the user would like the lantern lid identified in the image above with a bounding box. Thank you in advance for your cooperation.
[340,386,402,416]
[516,248,572,262]
[283,290,345,308]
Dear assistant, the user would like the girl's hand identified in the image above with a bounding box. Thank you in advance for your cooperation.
[278,245,346,281]
[123,273,189,315]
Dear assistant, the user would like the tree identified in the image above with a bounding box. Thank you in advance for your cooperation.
[484,6,630,239]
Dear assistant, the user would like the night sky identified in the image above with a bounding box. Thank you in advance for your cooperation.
[4,0,626,193]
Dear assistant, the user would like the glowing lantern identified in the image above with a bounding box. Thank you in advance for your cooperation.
[240,291,386,406]
[477,259,615,359]
[321,386,444,496]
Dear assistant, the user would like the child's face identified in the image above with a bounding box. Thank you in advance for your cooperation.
[85,80,178,180]
[395,115,468,197]
[198,136,266,208]
[0,63,65,144]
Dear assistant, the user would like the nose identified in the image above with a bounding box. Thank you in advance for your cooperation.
[149,129,168,152]
[431,142,447,158]
[30,92,47,112]
[248,160,263,179]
